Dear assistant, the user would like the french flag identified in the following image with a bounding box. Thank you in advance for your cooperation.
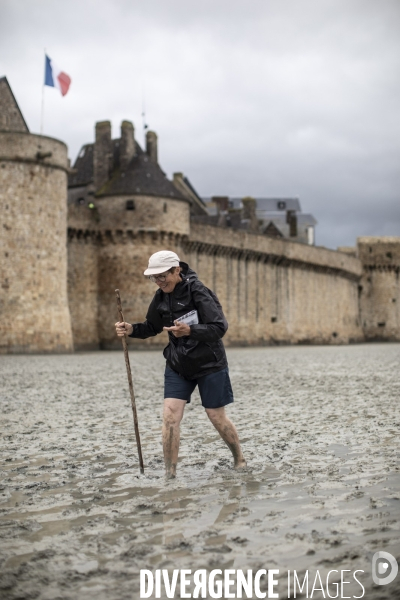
[44,55,71,96]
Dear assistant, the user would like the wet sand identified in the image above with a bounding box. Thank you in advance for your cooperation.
[0,344,399,599]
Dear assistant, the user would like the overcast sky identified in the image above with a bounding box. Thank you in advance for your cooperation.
[1,0,399,248]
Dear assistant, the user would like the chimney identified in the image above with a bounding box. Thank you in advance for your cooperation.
[212,196,229,213]
[94,121,112,191]
[146,130,158,162]
[120,121,135,170]
[242,196,258,231]
[286,210,298,237]
[173,172,184,184]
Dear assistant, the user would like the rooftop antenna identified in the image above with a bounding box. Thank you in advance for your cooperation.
[141,81,148,147]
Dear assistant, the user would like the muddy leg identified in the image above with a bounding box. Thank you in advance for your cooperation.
[205,407,246,469]
[162,398,186,478]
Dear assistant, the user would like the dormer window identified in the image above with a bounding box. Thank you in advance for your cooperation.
[277,200,286,210]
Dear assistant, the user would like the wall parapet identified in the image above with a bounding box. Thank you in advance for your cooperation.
[357,236,400,268]
[67,227,189,247]
[189,223,363,281]
[0,131,69,172]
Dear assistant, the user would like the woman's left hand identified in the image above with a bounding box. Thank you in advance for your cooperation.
[163,321,191,337]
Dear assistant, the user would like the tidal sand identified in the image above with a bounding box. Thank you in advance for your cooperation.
[0,344,399,599]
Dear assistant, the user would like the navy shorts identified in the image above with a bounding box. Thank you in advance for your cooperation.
[164,367,234,409]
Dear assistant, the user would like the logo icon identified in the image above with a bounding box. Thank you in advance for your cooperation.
[372,551,398,585]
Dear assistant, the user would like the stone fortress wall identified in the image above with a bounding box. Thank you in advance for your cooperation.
[1,77,399,353]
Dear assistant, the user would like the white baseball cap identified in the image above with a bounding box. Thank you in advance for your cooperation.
[143,250,181,276]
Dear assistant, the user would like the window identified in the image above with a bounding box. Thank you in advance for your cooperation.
[126,200,135,211]
[163,202,168,213]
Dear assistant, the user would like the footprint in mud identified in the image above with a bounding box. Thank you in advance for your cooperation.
[213,458,232,471]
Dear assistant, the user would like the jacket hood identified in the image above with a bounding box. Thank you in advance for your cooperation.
[179,261,198,282]
[171,262,198,299]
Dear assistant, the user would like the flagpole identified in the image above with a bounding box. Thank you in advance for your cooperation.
[40,84,45,135]
[40,49,46,135]
[141,79,147,146]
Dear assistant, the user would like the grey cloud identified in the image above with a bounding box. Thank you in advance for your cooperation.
[0,0,399,249]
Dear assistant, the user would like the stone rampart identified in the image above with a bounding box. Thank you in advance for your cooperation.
[67,223,364,350]
[181,224,363,346]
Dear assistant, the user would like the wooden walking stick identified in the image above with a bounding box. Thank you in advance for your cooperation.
[115,289,145,474]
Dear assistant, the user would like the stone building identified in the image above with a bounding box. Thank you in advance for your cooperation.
[1,78,399,353]
[201,197,317,245]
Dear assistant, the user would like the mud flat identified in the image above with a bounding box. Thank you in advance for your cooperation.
[0,344,399,599]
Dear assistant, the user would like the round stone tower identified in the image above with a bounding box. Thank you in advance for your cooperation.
[0,77,73,353]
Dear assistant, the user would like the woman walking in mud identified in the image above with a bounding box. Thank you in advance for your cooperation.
[115,250,246,479]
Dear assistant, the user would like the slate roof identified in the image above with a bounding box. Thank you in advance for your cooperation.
[230,197,302,212]
[68,138,187,201]
[0,76,29,133]
[256,211,317,227]
[191,211,253,231]
[68,143,94,187]
[264,221,284,238]
[182,175,206,206]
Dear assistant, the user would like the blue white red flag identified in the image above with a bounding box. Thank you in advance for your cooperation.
[44,55,71,96]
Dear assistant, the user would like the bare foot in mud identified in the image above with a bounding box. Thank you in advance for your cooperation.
[165,470,176,480]
[234,459,247,470]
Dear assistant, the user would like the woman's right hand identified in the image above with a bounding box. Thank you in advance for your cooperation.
[115,321,133,337]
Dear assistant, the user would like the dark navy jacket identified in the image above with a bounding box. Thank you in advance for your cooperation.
[129,262,228,379]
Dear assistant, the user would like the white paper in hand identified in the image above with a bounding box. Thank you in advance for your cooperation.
[175,310,199,326]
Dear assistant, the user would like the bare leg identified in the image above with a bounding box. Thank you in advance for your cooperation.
[205,407,246,469]
[163,398,186,479]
